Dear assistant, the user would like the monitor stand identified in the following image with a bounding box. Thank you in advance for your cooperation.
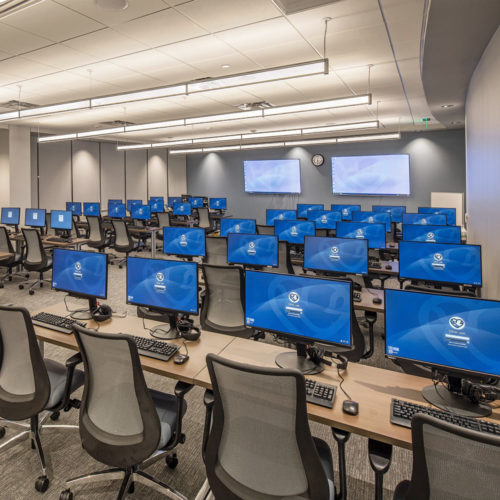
[422,375,492,418]
[70,297,97,321]
[137,306,177,339]
[275,342,324,375]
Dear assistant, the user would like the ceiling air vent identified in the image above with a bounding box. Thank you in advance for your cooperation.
[237,101,272,111]
[0,99,37,110]
[0,0,44,19]
[99,120,135,127]
[273,0,340,15]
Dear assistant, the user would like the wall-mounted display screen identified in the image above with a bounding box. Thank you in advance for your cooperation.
[244,159,301,194]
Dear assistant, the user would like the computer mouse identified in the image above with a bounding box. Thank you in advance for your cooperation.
[385,264,392,270]
[373,297,382,304]
[388,243,395,248]
[174,353,189,365]
[342,400,359,416]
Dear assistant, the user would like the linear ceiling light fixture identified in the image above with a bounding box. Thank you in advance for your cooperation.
[19,99,90,117]
[38,133,77,143]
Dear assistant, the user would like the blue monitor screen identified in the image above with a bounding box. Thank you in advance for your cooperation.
[399,241,482,286]
[274,220,315,244]
[109,203,126,218]
[66,202,82,216]
[188,197,204,208]
[149,200,164,213]
[126,257,198,315]
[385,290,500,378]
[209,198,227,210]
[173,202,192,216]
[402,224,461,244]
[304,236,368,275]
[372,205,406,223]
[1,207,20,225]
[336,221,386,249]
[220,218,256,237]
[132,204,151,220]
[25,208,46,227]
[83,202,100,216]
[265,209,297,225]
[244,159,301,194]
[418,206,456,225]
[52,248,107,299]
[245,271,351,347]
[50,210,72,230]
[331,204,361,221]
[150,196,164,204]
[163,227,206,257]
[297,204,324,218]
[403,213,446,225]
[108,199,121,207]
[168,197,182,208]
[352,211,391,232]
[307,210,341,229]
[227,233,278,267]
[127,199,142,212]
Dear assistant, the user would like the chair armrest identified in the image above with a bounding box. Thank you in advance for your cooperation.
[53,352,83,412]
[202,389,215,463]
[168,381,194,450]
[65,352,82,368]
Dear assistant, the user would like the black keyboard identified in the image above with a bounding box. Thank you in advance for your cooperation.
[46,237,73,243]
[370,261,382,269]
[131,335,180,362]
[32,312,86,334]
[391,399,500,435]
[353,291,362,302]
[305,379,337,409]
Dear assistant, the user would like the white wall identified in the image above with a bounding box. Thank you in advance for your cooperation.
[168,154,187,196]
[73,140,100,203]
[0,129,8,206]
[148,150,169,200]
[101,142,125,203]
[466,25,500,299]
[126,149,148,201]
[8,126,31,211]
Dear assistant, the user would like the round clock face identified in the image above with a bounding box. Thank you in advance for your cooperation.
[312,154,324,166]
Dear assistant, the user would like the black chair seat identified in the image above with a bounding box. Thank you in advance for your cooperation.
[393,480,410,500]
[24,257,52,273]
[44,359,84,410]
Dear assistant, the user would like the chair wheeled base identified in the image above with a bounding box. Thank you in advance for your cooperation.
[18,272,52,295]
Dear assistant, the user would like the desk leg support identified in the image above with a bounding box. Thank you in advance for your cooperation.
[368,438,393,500]
[361,311,376,359]
[331,427,350,500]
[151,231,157,258]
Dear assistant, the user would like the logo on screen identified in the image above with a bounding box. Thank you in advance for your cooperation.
[426,232,435,242]
[342,209,348,216]
[154,271,166,292]
[355,228,364,238]
[247,241,256,255]
[368,216,374,222]
[329,246,340,261]
[33,212,38,220]
[421,218,427,224]
[449,316,465,330]
[180,205,184,211]
[73,261,82,280]
[291,226,298,237]
[320,215,327,224]
[215,200,219,206]
[138,208,143,214]
[289,291,300,303]
[432,252,445,270]
[278,214,284,219]
[235,224,240,233]
[180,234,187,247]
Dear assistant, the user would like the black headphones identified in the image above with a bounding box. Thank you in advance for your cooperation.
[462,379,498,404]
[176,317,201,341]
[91,304,113,323]
[306,346,348,370]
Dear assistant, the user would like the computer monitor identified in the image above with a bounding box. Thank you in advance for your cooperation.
[173,202,192,216]
[1,207,20,226]
[168,196,182,208]
[245,271,352,373]
[83,202,100,216]
[209,198,227,210]
[107,200,121,213]
[50,210,72,230]
[336,221,386,249]
[351,211,391,232]
[227,233,278,267]
[304,236,369,276]
[163,227,206,257]
[274,220,315,244]
[25,208,46,228]
[131,204,151,220]
[331,204,361,221]
[399,241,482,286]
[220,218,256,237]
[385,289,500,416]
[108,203,126,218]
[150,196,164,204]
[418,206,456,225]
[52,248,108,312]
[189,197,204,208]
[149,200,165,213]
[402,213,446,225]
[127,199,142,212]
[265,209,297,225]
[372,205,406,223]
[402,224,462,244]
[296,204,324,218]
[306,210,341,230]
[66,202,82,216]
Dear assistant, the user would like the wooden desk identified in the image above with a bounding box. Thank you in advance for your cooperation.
[354,288,384,313]
[42,236,89,250]
[0,251,13,260]
[369,260,399,276]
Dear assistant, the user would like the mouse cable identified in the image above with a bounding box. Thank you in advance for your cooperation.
[336,364,352,401]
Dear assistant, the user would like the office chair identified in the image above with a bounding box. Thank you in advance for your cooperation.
[0,226,24,288]
[86,215,111,252]
[262,240,294,275]
[197,354,335,499]
[111,220,140,268]
[394,414,500,499]
[200,264,249,338]
[18,228,53,295]
[205,236,228,266]
[157,212,171,241]
[256,224,274,235]
[45,212,55,236]
[59,326,192,500]
[0,306,83,492]
[315,228,328,237]
[71,218,82,238]
[197,207,214,234]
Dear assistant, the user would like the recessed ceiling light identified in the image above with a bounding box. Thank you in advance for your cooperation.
[221,64,231,69]
[441,104,454,108]
[94,0,129,11]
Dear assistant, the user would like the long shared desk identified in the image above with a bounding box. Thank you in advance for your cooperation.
[33,302,500,451]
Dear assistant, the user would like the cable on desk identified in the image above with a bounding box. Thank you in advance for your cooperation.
[336,362,352,401]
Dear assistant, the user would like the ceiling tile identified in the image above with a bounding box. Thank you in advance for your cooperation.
[22,44,100,70]
[0,23,51,55]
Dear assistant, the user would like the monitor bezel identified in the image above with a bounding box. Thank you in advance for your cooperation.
[244,270,353,349]
[188,196,204,208]
[163,227,207,257]
[126,256,199,316]
[244,158,302,194]
[401,223,462,244]
[220,218,257,237]
[25,208,46,228]
[265,208,298,226]
[83,202,101,217]
[1,207,20,226]
[108,203,127,218]
[274,219,316,245]
[209,197,227,210]
[149,200,165,213]
[50,210,73,230]
[351,210,392,232]
[418,206,457,225]
[227,233,279,268]
[172,202,192,216]
[336,220,387,249]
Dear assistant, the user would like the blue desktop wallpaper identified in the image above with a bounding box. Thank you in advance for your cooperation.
[127,258,198,314]
[220,218,256,237]
[109,203,126,218]
[307,210,341,229]
[297,204,324,218]
[399,241,482,285]
[83,202,100,216]
[50,210,72,230]
[418,207,456,225]
[127,200,142,212]
[209,198,227,210]
[1,207,20,224]
[372,205,406,223]
[402,224,461,244]
[167,197,182,207]
[330,204,361,221]
[131,204,151,219]
[149,200,164,213]
[227,234,278,267]
[189,197,204,207]
[403,213,446,225]
[163,227,206,257]
[266,209,297,225]
[336,221,386,249]
[66,202,82,216]
[244,159,301,194]
[385,290,500,377]
[173,202,192,216]
[352,211,391,232]
[25,208,45,227]
[274,220,315,244]
[245,271,351,346]
[304,236,368,275]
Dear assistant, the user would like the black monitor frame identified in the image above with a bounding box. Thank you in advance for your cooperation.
[163,227,206,258]
[418,206,457,225]
[220,218,257,237]
[1,207,20,228]
[25,208,46,228]
[226,233,279,268]
[336,221,387,250]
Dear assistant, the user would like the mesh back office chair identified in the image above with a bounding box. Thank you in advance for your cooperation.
[157,212,171,241]
[198,354,335,500]
[86,216,111,252]
[18,228,53,295]
[256,224,274,235]
[0,306,83,492]
[198,208,214,234]
[315,228,328,237]
[0,226,23,287]
[200,265,249,338]
[205,237,228,266]
[111,220,139,268]
[394,414,500,499]
[60,326,192,500]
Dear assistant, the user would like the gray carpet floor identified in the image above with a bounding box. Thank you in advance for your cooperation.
[0,252,411,499]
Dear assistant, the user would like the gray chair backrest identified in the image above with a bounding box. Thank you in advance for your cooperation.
[0,306,50,421]
[205,354,331,499]
[315,229,328,238]
[0,226,14,254]
[73,326,161,468]
[205,237,228,266]
[112,220,133,251]
[198,208,211,229]
[257,225,274,235]
[157,212,170,228]
[87,216,104,244]
[22,228,48,268]
[404,414,500,499]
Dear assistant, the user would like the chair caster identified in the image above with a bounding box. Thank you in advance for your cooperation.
[128,481,135,493]
[59,489,73,500]
[25,273,30,278]
[0,426,5,438]
[35,475,49,493]
[166,453,178,469]
[29,290,35,295]
[8,276,12,281]
[0,284,3,289]
[119,265,123,269]
[50,411,60,421]
[40,282,44,287]
[19,284,24,289]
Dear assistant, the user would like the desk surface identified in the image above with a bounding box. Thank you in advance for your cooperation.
[0,251,13,260]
